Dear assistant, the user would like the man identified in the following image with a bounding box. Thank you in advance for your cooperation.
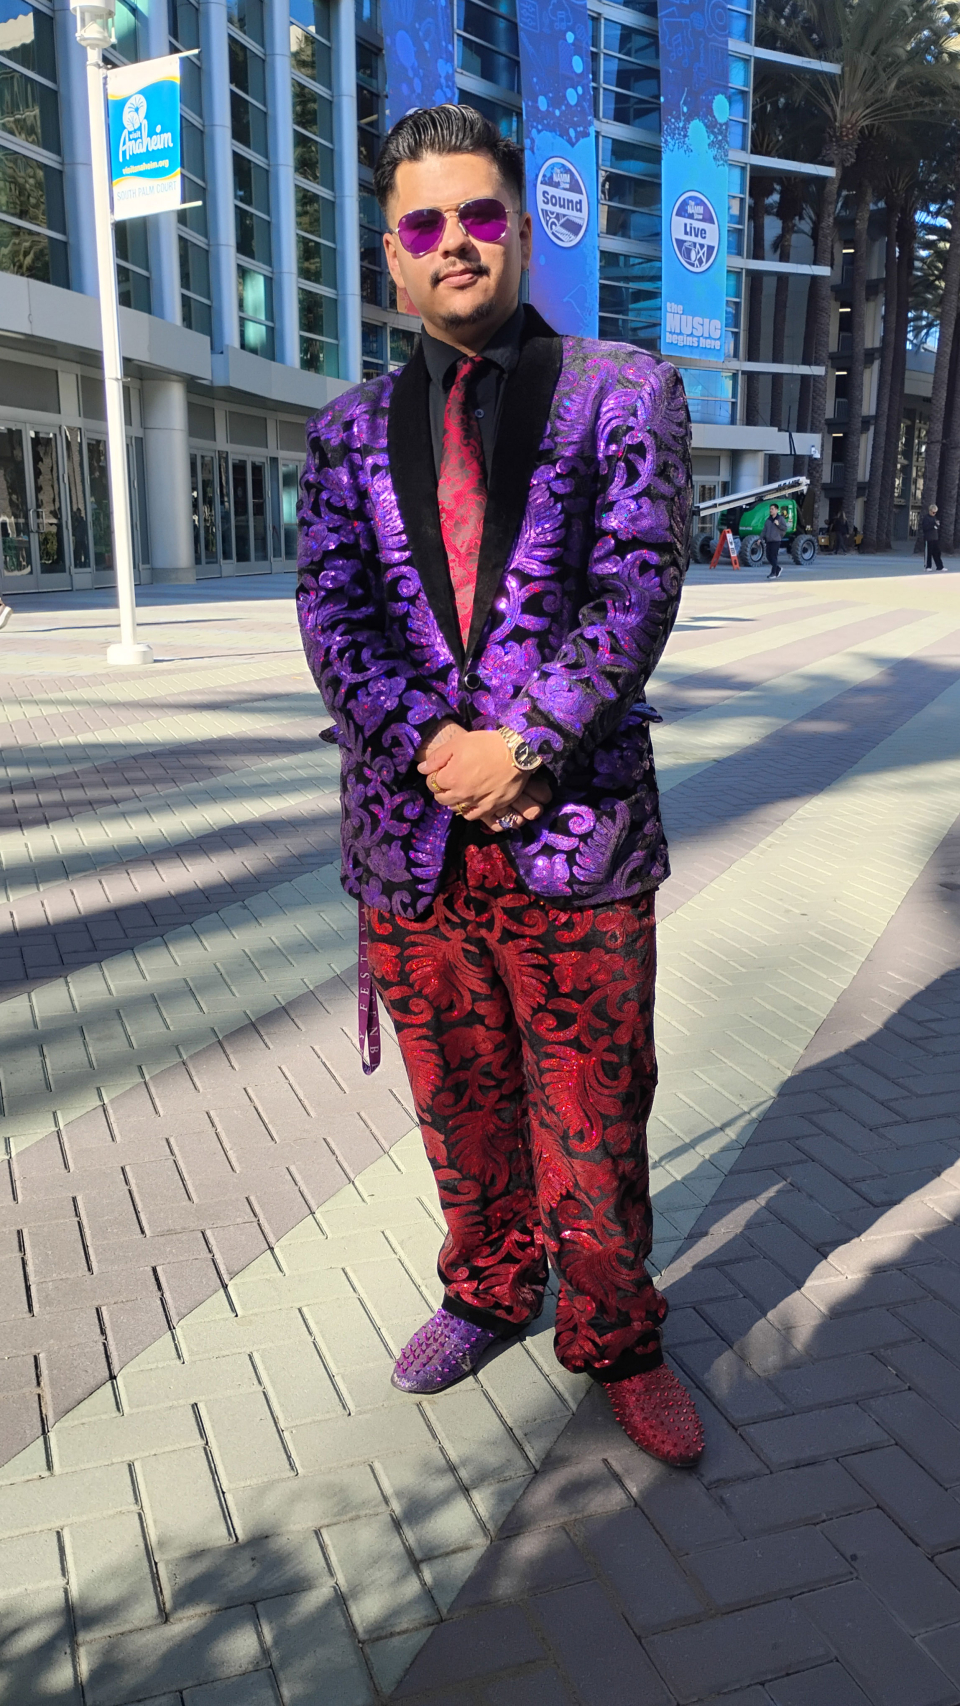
[763,503,788,577]
[297,105,702,1467]
[832,509,850,554]
[922,503,945,572]
[0,598,11,630]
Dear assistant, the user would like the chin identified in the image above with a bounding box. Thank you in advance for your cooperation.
[435,293,500,331]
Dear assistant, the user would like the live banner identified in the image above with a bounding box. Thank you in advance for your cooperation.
[380,0,456,133]
[517,0,598,336]
[107,54,182,221]
[659,0,728,359]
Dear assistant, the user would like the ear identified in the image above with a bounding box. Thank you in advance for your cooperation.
[383,230,406,291]
[518,209,533,268]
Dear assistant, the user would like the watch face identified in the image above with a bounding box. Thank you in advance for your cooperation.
[513,740,539,771]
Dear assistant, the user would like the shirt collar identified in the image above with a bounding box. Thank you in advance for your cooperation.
[420,301,525,388]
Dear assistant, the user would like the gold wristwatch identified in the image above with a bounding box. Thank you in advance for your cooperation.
[497,725,542,773]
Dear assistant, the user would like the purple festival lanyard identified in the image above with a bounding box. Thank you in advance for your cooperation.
[357,909,381,1075]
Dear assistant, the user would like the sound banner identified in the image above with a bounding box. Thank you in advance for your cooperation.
[380,0,456,133]
[516,0,598,337]
[658,0,729,360]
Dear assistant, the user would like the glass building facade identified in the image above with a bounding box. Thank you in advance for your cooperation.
[0,0,827,594]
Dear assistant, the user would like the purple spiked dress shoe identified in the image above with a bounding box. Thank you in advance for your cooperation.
[391,1307,503,1394]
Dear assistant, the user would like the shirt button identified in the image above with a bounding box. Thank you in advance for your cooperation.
[474,408,485,419]
[463,671,482,690]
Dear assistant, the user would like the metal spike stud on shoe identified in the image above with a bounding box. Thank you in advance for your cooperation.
[605,1364,705,1467]
[391,1306,501,1394]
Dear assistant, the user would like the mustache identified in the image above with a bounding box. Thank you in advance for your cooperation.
[429,259,491,289]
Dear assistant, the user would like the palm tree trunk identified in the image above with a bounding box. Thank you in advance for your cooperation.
[862,196,899,551]
[920,201,960,513]
[937,301,960,552]
[878,205,915,549]
[842,174,872,534]
[768,182,800,481]
[745,180,768,425]
[808,165,842,528]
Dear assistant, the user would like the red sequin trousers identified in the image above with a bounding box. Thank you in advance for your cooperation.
[365,842,664,1380]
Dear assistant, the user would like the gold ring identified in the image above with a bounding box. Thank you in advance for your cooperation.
[453,803,467,815]
[427,774,441,794]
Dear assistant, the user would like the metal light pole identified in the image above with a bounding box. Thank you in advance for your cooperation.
[71,0,153,666]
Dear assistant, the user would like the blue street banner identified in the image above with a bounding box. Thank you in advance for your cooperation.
[380,0,456,132]
[517,0,598,336]
[659,0,728,360]
[106,54,182,222]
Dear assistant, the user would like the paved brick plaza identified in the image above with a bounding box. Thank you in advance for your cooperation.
[1,553,959,1706]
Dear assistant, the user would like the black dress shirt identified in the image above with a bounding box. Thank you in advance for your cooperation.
[420,302,525,482]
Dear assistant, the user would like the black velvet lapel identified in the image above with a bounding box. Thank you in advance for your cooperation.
[387,342,463,664]
[465,306,563,661]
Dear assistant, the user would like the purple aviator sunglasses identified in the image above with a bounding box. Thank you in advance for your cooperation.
[391,197,516,257]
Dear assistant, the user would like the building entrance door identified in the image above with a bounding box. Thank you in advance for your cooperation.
[0,425,71,593]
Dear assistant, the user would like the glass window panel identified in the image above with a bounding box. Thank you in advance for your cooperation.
[238,264,272,322]
[0,145,62,228]
[115,217,149,271]
[239,315,274,358]
[0,424,30,576]
[232,457,250,558]
[298,286,337,343]
[179,233,210,297]
[218,449,233,558]
[181,117,204,180]
[269,455,281,556]
[598,250,660,350]
[290,0,330,39]
[356,40,381,86]
[226,0,263,45]
[201,453,217,559]
[251,459,268,559]
[169,0,200,48]
[231,90,267,155]
[361,321,384,377]
[235,204,271,264]
[0,214,66,283]
[180,55,201,114]
[181,293,212,336]
[116,264,151,312]
[599,133,659,178]
[389,327,416,367]
[291,79,333,141]
[293,129,333,189]
[297,231,334,287]
[728,54,750,86]
[85,436,112,571]
[234,151,269,212]
[456,35,518,88]
[602,20,657,59]
[281,460,298,557]
[0,1,57,80]
[295,183,335,241]
[63,427,88,568]
[229,36,265,100]
[0,68,59,152]
[190,451,201,564]
[289,25,331,86]
[457,0,518,54]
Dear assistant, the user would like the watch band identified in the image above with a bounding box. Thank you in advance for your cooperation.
[497,725,541,772]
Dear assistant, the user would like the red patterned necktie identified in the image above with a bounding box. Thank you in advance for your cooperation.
[437,355,487,643]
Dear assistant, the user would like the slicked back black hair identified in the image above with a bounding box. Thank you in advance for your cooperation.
[373,104,524,212]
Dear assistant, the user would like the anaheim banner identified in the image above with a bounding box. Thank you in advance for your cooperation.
[659,0,728,361]
[107,54,182,222]
[517,0,598,337]
[380,0,456,132]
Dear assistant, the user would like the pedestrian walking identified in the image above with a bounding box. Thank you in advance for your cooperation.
[921,503,946,571]
[763,503,789,577]
[0,597,11,630]
[297,104,704,1468]
[833,510,850,554]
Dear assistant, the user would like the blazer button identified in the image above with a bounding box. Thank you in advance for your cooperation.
[463,671,482,690]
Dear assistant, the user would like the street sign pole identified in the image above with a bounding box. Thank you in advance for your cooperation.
[85,43,153,667]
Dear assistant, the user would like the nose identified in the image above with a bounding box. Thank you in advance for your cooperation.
[438,210,475,253]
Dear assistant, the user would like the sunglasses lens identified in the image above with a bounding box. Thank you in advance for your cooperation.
[460,198,509,242]
[396,208,445,254]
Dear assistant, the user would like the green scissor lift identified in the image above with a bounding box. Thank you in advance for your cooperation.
[694,475,818,567]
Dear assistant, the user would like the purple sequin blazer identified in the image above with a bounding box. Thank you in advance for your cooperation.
[297,305,691,918]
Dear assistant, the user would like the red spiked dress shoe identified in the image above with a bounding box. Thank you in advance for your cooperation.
[605,1364,704,1468]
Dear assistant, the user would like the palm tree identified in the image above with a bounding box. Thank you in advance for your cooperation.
[760,0,960,529]
[919,181,960,518]
[769,178,808,478]
[877,201,918,547]
[842,163,874,529]
[862,181,905,550]
[939,300,960,548]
